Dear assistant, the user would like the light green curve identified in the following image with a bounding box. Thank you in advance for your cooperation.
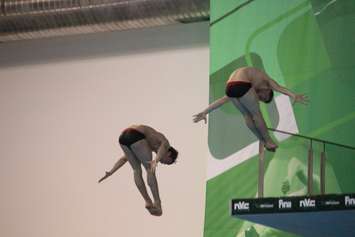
[310,111,355,141]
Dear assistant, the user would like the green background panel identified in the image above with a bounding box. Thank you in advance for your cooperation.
[206,0,355,236]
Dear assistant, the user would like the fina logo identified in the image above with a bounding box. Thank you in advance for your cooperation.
[234,201,250,211]
[345,196,355,206]
[300,198,316,208]
[279,199,292,209]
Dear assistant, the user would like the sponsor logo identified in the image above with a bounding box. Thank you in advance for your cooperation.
[324,200,340,206]
[300,198,316,208]
[258,203,274,209]
[234,201,250,211]
[279,199,292,209]
[345,196,355,206]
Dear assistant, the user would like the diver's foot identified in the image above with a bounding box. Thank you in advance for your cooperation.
[148,202,162,216]
[149,207,162,216]
[145,202,162,216]
[264,141,278,152]
[145,201,156,213]
[146,204,162,216]
[145,202,154,210]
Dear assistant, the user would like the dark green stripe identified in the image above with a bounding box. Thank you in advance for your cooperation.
[210,0,255,27]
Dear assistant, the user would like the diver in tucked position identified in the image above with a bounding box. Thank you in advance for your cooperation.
[193,67,308,151]
[98,125,178,216]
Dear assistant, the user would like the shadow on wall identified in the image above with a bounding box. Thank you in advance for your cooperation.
[0,22,209,68]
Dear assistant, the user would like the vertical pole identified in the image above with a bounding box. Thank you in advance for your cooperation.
[307,140,313,195]
[258,141,264,198]
[320,143,326,195]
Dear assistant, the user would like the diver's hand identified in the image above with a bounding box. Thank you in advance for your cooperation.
[292,94,309,105]
[193,112,207,124]
[98,171,111,183]
[149,159,158,173]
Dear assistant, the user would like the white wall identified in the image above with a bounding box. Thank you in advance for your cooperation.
[0,22,209,237]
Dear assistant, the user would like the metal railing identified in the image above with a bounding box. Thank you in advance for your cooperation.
[257,128,355,198]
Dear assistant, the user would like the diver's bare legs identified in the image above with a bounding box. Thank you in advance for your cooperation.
[237,89,277,151]
[231,98,265,143]
[120,145,154,211]
[130,140,162,216]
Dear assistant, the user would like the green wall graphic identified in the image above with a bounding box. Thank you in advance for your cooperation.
[205,1,355,236]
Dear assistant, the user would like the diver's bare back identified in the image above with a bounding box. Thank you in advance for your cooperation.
[228,67,270,88]
[130,124,169,152]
